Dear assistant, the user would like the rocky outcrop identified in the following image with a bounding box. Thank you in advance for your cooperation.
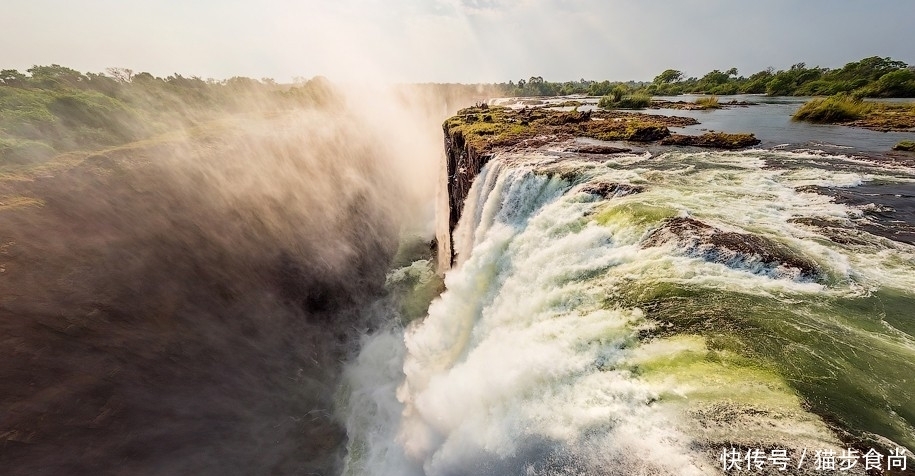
[661,132,761,149]
[894,140,915,151]
[579,182,644,198]
[642,217,819,280]
[568,144,632,154]
[438,124,493,270]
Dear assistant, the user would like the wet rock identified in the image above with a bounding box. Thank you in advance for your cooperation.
[894,140,915,151]
[642,217,820,280]
[795,183,915,246]
[570,145,632,154]
[579,182,644,198]
[627,124,670,142]
[788,217,870,245]
[541,109,591,126]
[661,132,761,149]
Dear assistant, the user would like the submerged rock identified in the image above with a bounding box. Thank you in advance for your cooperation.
[661,132,761,149]
[579,182,644,198]
[569,144,632,154]
[894,140,915,151]
[642,217,820,280]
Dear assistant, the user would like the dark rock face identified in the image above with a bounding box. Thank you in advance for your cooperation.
[788,217,870,245]
[626,124,670,142]
[541,109,591,125]
[579,182,644,199]
[440,126,492,268]
[642,217,820,280]
[569,145,632,155]
[796,183,915,246]
[661,132,761,149]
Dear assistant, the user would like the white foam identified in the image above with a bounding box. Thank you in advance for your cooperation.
[342,149,915,474]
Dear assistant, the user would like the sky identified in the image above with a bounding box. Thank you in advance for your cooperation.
[2,0,915,83]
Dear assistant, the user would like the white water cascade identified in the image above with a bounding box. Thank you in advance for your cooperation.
[341,149,915,476]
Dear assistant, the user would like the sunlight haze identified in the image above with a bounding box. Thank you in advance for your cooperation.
[3,0,915,82]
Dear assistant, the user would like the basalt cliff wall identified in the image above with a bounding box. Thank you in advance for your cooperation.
[436,124,492,272]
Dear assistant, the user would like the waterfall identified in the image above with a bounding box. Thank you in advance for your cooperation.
[343,149,915,475]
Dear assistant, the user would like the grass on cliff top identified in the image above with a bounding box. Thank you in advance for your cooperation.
[443,106,532,151]
[444,105,693,152]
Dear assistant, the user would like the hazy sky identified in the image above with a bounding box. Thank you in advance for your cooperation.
[3,0,914,83]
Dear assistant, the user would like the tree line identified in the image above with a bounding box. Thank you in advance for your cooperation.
[495,56,915,98]
[0,65,335,164]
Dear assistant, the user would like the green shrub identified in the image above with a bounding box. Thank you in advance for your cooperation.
[694,96,720,108]
[792,95,873,123]
[617,93,651,109]
[599,93,651,110]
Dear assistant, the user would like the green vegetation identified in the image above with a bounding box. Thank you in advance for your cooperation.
[492,56,915,99]
[0,64,337,165]
[793,95,874,123]
[793,94,915,131]
[597,85,652,110]
[499,76,648,97]
[693,96,720,109]
[0,136,56,164]
[894,140,915,151]
[444,105,700,155]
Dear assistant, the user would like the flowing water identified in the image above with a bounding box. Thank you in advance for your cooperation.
[341,141,915,474]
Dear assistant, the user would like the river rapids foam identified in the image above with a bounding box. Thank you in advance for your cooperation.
[341,148,915,475]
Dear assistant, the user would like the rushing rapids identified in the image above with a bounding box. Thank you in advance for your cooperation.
[342,144,915,475]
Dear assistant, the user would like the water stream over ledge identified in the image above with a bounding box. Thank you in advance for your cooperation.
[341,144,915,475]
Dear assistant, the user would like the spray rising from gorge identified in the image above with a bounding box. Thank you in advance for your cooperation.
[0,82,498,475]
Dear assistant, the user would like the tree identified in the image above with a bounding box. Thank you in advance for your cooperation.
[0,69,27,87]
[131,72,160,85]
[765,74,794,96]
[700,70,730,85]
[873,69,915,97]
[609,84,629,102]
[84,72,121,95]
[26,64,87,88]
[106,67,134,83]
[831,57,907,82]
[653,69,683,84]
